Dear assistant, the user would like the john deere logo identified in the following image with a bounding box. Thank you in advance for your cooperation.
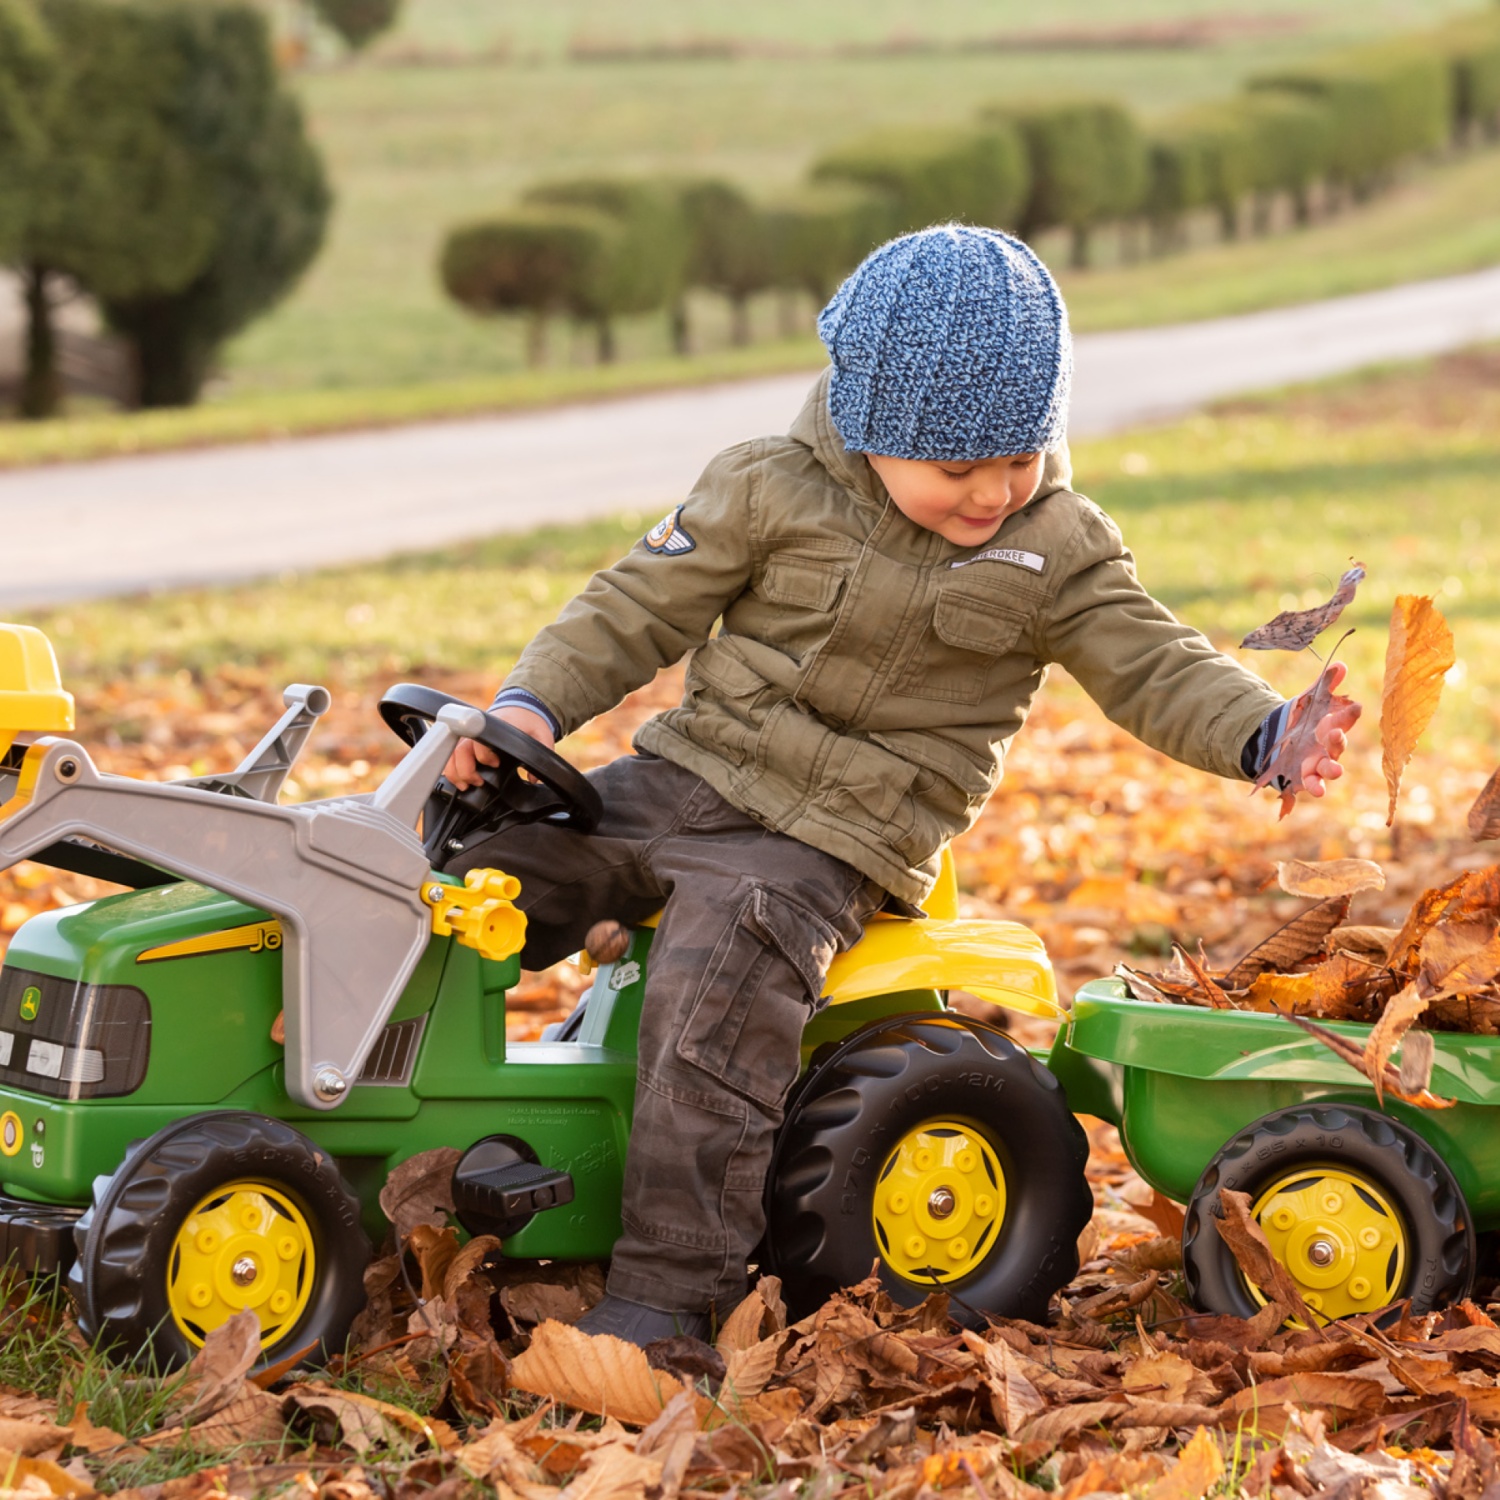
[18,987,40,1022]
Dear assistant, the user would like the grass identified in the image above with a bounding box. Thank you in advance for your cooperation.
[20,346,1500,748]
[214,0,1489,397]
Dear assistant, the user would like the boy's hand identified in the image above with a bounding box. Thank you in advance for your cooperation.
[1291,660,1360,798]
[443,706,557,789]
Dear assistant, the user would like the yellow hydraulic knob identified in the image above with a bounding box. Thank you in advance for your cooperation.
[422,868,528,962]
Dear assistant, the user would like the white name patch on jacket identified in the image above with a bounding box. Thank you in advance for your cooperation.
[949,547,1046,574]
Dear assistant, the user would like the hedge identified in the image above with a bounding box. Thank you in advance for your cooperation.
[1428,13,1500,139]
[670,177,772,347]
[984,98,1147,265]
[761,182,892,304]
[1251,46,1451,197]
[520,177,688,359]
[1144,105,1255,243]
[441,210,615,365]
[809,122,1028,237]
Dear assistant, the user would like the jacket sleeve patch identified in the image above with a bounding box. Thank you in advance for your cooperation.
[644,505,697,555]
[949,546,1046,574]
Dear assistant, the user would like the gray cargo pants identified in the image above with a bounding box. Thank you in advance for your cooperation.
[447,753,882,1314]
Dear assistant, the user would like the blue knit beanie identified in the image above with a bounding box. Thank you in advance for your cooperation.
[817,224,1072,460]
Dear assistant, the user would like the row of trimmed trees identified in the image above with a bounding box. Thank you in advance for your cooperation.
[441,11,1500,363]
[0,0,330,415]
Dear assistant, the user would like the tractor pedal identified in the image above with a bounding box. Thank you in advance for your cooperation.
[452,1153,574,1239]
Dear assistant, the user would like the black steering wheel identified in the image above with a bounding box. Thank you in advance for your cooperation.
[378,684,602,865]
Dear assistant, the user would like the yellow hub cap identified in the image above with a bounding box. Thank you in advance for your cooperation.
[1248,1167,1407,1322]
[873,1121,1005,1284]
[167,1181,315,1349]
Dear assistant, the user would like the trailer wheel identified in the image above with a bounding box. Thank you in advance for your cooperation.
[68,1112,370,1372]
[763,1014,1093,1326]
[1183,1103,1473,1323]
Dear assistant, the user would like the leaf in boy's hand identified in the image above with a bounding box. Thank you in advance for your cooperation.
[1468,767,1500,841]
[1381,595,1455,827]
[1252,650,1362,819]
[1241,563,1364,651]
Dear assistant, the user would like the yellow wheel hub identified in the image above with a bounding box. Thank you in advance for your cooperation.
[1248,1167,1407,1322]
[167,1181,315,1350]
[873,1120,1005,1284]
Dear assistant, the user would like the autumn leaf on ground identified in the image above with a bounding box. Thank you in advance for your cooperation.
[1252,648,1363,819]
[1469,766,1500,841]
[1241,562,1365,650]
[1382,594,1455,827]
[1212,1190,1326,1332]
[1274,858,1385,900]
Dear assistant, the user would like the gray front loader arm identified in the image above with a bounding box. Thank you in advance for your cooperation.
[0,702,486,1109]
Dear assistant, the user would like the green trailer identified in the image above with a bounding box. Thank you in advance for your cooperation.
[1049,980,1478,1322]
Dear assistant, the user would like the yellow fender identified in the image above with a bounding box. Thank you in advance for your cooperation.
[823,916,1061,1018]
[0,624,74,758]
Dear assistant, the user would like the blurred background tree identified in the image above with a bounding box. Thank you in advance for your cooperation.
[5,0,329,416]
[0,0,52,264]
[307,0,401,54]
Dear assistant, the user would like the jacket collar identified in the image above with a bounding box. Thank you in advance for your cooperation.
[789,367,1073,508]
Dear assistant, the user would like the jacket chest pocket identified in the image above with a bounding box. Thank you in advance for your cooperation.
[759,557,847,612]
[892,588,1034,705]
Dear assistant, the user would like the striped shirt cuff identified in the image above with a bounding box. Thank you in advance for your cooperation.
[1241,700,1293,784]
[489,688,562,740]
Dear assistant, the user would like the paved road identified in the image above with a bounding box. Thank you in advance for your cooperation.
[6,264,1500,609]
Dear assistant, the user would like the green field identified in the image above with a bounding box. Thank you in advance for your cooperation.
[214,0,1492,398]
[29,348,1500,748]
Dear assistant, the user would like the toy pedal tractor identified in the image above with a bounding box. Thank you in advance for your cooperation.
[0,627,1092,1370]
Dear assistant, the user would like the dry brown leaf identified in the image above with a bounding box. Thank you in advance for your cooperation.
[553,1439,662,1500]
[59,1409,129,1458]
[1252,645,1363,819]
[1275,858,1385,899]
[1286,1014,1455,1109]
[0,1421,70,1459]
[1327,924,1399,960]
[1222,895,1352,988]
[1144,1426,1223,1500]
[1216,1371,1388,1421]
[1398,1029,1437,1097]
[1173,946,1231,1009]
[1241,564,1364,651]
[281,1382,458,1455]
[163,1309,261,1427]
[1468,766,1500,841]
[1363,983,1431,1109]
[139,1389,287,1455]
[961,1331,1046,1437]
[1015,1401,1129,1445]
[1243,951,1379,1019]
[1381,594,1455,826]
[1418,920,1500,999]
[379,1147,461,1241]
[510,1321,714,1429]
[1122,1352,1212,1407]
[1212,1190,1324,1332]
[1137,1192,1186,1241]
[0,1447,92,1499]
[1386,865,1500,975]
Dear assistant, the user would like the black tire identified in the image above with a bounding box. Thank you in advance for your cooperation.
[68,1112,370,1372]
[1183,1103,1474,1321]
[763,1014,1093,1326]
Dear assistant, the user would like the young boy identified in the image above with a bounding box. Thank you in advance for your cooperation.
[444,225,1352,1346]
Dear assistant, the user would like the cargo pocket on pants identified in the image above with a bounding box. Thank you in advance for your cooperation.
[676,883,838,1109]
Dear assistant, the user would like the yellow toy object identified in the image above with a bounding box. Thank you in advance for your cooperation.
[0,624,74,759]
[422,867,528,963]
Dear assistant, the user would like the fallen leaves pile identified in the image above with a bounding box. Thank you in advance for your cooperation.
[13,1138,1500,1500]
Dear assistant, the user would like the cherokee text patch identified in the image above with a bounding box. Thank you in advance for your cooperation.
[949,546,1046,574]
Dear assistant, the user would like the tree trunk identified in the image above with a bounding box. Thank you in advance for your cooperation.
[730,293,751,347]
[525,311,547,367]
[669,298,689,356]
[1069,223,1091,270]
[595,317,615,364]
[19,265,61,421]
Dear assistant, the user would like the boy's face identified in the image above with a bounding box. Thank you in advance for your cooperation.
[865,451,1046,547]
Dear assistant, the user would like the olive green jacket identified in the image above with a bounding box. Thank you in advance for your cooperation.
[505,371,1281,903]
